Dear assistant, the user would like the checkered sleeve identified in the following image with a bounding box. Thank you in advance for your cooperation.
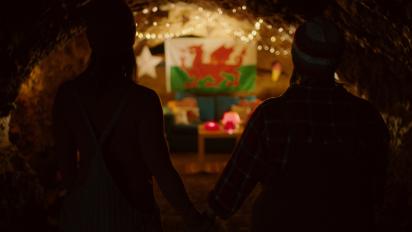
[208,105,266,219]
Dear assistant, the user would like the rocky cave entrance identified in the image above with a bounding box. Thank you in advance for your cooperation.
[1,0,411,231]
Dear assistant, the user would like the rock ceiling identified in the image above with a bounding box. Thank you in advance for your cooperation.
[1,0,411,113]
[126,0,412,76]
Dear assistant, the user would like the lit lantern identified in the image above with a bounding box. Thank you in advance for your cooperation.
[204,121,220,131]
[222,111,241,133]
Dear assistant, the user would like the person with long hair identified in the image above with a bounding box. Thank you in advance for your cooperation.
[53,1,210,231]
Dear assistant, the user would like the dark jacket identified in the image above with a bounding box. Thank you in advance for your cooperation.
[209,84,389,232]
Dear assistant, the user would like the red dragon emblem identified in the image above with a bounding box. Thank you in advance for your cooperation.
[180,45,247,88]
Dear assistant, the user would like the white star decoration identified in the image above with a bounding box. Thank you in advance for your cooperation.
[137,46,163,79]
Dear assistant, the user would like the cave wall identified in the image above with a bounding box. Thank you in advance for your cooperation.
[2,0,411,113]
[0,0,411,229]
[10,33,90,156]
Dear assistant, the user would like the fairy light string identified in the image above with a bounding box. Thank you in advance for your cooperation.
[133,2,296,56]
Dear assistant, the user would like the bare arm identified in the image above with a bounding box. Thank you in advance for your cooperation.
[138,91,200,221]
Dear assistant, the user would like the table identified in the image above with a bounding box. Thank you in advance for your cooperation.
[197,124,244,162]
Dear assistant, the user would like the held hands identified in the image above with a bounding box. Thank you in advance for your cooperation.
[183,211,214,232]
[183,207,227,232]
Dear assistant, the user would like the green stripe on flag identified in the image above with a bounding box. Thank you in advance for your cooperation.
[170,65,256,94]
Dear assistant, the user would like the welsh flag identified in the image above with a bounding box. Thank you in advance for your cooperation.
[165,38,257,94]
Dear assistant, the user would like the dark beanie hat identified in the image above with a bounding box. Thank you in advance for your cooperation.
[85,0,136,52]
[291,17,344,76]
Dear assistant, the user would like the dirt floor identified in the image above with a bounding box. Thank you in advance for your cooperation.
[154,153,260,232]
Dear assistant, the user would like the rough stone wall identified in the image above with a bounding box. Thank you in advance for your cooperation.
[10,33,90,156]
[0,0,411,230]
[3,0,410,111]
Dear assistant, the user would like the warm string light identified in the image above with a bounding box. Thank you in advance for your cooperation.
[134,3,296,56]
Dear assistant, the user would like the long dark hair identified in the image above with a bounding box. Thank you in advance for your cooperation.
[86,48,136,82]
[84,0,136,84]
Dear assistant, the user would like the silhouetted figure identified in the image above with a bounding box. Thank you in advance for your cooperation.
[208,18,389,232]
[53,1,208,231]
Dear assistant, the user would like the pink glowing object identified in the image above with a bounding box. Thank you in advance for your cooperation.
[204,121,220,131]
[222,111,241,133]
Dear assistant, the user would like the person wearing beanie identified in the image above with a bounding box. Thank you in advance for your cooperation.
[54,0,211,231]
[208,17,389,232]
[290,17,345,86]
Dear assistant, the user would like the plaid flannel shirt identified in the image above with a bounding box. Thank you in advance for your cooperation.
[208,84,389,219]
